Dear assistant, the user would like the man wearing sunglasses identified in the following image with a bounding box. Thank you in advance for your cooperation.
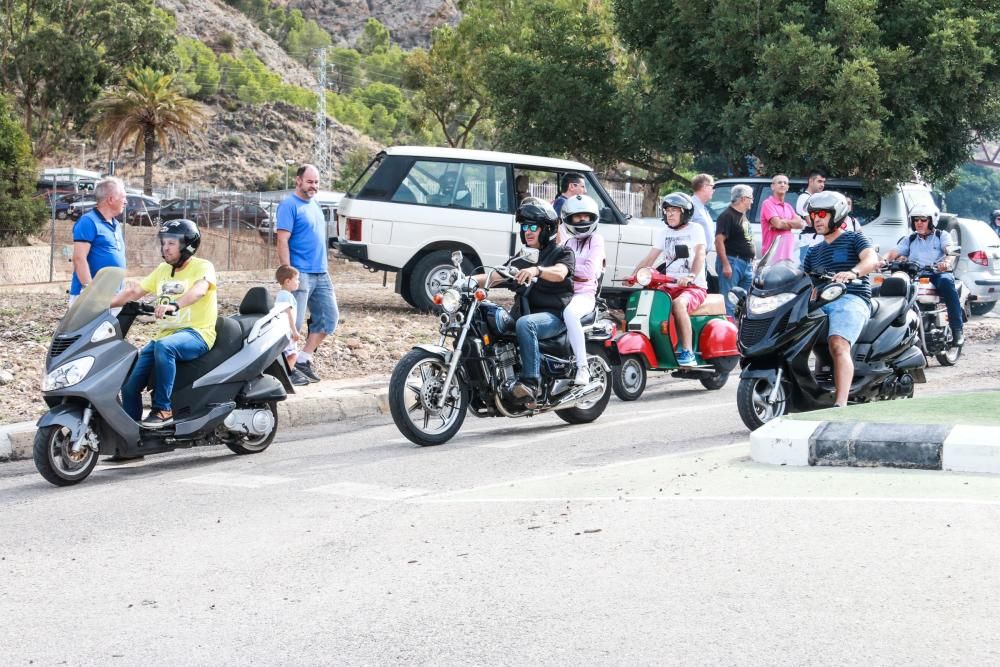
[473,197,575,401]
[802,191,880,407]
[883,204,963,346]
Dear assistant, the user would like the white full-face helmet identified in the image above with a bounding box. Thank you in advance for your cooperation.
[560,194,600,239]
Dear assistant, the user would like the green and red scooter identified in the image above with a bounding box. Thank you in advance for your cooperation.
[607,266,740,401]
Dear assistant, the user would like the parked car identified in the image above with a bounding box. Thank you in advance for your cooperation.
[335,146,657,311]
[48,193,90,220]
[67,198,97,220]
[938,214,1000,316]
[158,198,211,223]
[205,202,270,230]
[123,194,162,226]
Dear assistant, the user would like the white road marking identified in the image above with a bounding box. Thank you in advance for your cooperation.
[479,403,736,449]
[306,481,429,500]
[411,495,1000,507]
[179,472,293,488]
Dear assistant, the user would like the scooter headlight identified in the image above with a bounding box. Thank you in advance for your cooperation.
[819,283,847,303]
[90,321,117,343]
[440,289,462,314]
[42,356,94,391]
[635,267,653,287]
[747,292,796,315]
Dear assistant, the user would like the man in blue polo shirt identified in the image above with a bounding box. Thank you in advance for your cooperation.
[276,164,339,382]
[70,177,127,305]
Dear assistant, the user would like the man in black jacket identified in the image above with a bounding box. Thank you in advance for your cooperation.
[474,198,575,400]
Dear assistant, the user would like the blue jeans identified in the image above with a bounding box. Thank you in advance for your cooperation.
[930,272,964,334]
[294,271,339,335]
[495,308,566,382]
[122,328,209,419]
[716,255,753,316]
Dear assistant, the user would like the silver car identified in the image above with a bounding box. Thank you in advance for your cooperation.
[940,215,1000,316]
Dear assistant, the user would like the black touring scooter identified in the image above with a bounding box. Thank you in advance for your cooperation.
[34,267,293,486]
[729,237,927,431]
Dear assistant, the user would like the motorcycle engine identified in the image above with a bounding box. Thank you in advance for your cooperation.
[224,408,274,437]
[493,341,518,383]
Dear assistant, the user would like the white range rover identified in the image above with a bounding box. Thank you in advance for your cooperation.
[335,146,662,311]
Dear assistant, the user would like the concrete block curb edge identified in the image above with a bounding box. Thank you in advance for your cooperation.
[0,386,391,464]
[751,417,1000,474]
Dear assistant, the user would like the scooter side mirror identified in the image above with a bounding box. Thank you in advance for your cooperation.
[675,244,690,259]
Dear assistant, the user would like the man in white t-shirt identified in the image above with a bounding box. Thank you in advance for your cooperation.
[631,192,707,366]
[795,170,826,262]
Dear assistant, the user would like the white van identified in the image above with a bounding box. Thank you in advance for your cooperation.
[335,146,660,311]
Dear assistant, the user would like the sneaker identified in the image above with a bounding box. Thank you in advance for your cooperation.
[295,360,320,383]
[141,409,174,428]
[288,368,310,386]
[675,349,697,366]
[573,366,590,386]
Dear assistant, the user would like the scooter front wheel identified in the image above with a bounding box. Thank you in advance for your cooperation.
[612,354,647,401]
[737,376,788,431]
[33,425,98,487]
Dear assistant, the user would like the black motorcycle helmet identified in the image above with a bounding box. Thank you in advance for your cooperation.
[158,218,201,271]
[516,196,559,247]
[661,192,695,228]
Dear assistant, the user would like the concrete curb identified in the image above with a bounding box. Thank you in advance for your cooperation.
[750,417,1000,473]
[0,384,390,464]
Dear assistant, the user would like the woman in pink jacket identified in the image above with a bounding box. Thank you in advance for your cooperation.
[559,194,606,386]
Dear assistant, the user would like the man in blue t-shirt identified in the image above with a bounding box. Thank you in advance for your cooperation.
[883,204,963,346]
[802,192,880,407]
[276,164,339,382]
[70,177,127,305]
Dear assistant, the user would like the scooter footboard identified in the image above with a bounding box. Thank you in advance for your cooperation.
[892,345,928,383]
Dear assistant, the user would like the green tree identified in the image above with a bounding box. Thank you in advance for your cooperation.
[944,163,1000,220]
[0,95,45,245]
[175,38,221,99]
[0,0,176,156]
[91,69,207,195]
[330,47,363,93]
[404,26,491,148]
[613,0,1000,190]
[357,18,391,56]
[334,149,373,191]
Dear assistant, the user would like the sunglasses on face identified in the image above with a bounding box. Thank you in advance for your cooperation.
[809,210,831,219]
[520,223,540,232]
[912,216,930,223]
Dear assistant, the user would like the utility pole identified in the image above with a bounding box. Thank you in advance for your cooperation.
[315,48,330,189]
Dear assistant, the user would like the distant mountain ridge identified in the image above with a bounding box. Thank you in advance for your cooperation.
[288,0,460,49]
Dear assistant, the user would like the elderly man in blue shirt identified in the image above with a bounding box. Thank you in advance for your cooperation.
[69,177,127,305]
[883,204,964,346]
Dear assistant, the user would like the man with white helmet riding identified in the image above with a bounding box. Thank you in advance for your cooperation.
[883,202,964,346]
[560,194,606,385]
[989,209,1000,237]
[802,191,880,407]
[632,192,707,366]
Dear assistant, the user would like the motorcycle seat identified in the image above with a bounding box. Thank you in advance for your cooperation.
[538,332,571,355]
[857,295,908,344]
[169,317,244,391]
[690,294,726,317]
[232,287,275,338]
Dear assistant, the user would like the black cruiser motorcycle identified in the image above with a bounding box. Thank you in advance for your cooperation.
[729,238,927,431]
[388,251,615,446]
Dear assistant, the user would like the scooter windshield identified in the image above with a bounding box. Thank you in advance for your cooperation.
[754,235,805,287]
[57,266,126,336]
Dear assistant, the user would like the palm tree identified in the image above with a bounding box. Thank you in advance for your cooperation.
[91,68,207,195]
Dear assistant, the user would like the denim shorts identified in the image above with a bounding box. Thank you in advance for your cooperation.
[293,271,339,335]
[821,293,870,345]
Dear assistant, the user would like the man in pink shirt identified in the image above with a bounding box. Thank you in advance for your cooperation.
[760,174,803,262]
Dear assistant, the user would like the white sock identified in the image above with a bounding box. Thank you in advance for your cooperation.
[298,351,312,364]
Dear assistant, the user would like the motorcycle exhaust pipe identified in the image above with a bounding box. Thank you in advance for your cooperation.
[553,380,603,410]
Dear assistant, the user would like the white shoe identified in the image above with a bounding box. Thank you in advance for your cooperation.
[573,366,590,386]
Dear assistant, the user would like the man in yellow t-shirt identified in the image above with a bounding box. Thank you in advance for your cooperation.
[112,220,218,428]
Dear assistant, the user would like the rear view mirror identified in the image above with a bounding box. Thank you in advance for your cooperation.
[675,244,690,259]
[599,207,614,224]
[451,251,464,267]
[519,247,540,264]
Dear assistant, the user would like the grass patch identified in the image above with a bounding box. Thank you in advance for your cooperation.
[788,390,1000,427]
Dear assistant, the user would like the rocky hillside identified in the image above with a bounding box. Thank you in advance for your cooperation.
[157,0,317,88]
[43,102,380,192]
[288,0,460,49]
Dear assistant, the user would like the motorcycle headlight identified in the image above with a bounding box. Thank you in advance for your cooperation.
[90,321,117,343]
[635,267,653,287]
[440,289,462,314]
[42,356,94,391]
[747,292,796,315]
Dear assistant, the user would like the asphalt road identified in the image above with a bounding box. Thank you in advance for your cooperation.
[2,373,1000,666]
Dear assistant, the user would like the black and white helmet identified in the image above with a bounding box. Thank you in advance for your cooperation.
[560,194,600,239]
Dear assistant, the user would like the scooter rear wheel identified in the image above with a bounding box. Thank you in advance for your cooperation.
[737,376,788,431]
[33,425,98,487]
[225,402,278,455]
